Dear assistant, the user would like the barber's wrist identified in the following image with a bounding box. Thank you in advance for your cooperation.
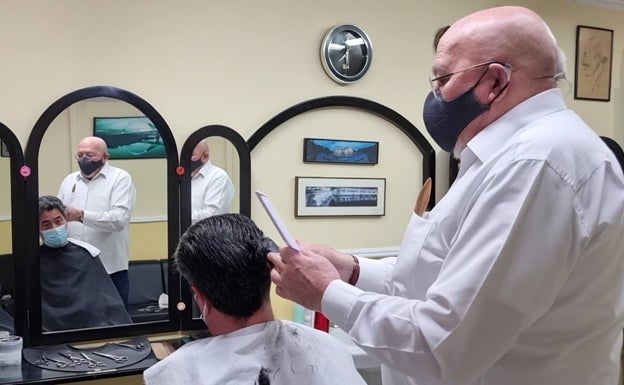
[347,255,360,286]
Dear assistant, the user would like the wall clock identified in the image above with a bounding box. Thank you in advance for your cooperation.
[320,24,373,84]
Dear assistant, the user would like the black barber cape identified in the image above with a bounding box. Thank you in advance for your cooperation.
[40,241,132,331]
[0,306,13,333]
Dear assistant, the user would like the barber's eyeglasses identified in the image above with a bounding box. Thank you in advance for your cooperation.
[75,152,102,161]
[429,61,512,100]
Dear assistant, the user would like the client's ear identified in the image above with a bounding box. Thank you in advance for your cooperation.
[191,285,209,312]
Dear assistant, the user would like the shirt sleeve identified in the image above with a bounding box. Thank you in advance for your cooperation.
[356,256,396,293]
[322,159,583,384]
[83,171,135,232]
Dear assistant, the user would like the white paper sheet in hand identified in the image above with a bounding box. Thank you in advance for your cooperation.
[255,190,300,251]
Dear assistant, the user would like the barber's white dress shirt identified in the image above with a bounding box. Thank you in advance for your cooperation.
[191,161,235,222]
[143,320,367,385]
[323,89,624,385]
[58,162,136,274]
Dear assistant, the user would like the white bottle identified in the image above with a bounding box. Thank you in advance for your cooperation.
[0,331,22,366]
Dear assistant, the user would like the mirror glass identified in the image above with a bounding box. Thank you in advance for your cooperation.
[188,136,240,320]
[38,97,169,333]
[0,140,14,333]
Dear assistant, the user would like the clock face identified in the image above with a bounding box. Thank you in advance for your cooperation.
[321,24,372,84]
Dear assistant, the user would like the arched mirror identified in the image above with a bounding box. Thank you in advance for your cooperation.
[0,123,26,341]
[178,125,250,329]
[24,86,180,346]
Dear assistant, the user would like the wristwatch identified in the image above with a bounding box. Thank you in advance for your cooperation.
[79,212,84,223]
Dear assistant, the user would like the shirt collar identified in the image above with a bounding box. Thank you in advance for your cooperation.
[463,88,567,167]
[194,160,213,178]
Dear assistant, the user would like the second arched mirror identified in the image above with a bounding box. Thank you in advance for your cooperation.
[178,125,250,329]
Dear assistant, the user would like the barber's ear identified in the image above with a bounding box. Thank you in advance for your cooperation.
[486,63,511,102]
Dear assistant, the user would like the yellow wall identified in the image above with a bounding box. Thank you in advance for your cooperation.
[129,222,168,261]
[0,221,11,254]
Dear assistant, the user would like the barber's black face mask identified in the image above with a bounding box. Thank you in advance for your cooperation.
[423,86,490,153]
[77,157,104,176]
[190,158,204,173]
[423,67,508,153]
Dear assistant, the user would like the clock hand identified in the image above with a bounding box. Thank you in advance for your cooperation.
[343,46,351,73]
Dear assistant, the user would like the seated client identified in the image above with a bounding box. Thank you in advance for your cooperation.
[38,195,131,331]
[143,213,366,385]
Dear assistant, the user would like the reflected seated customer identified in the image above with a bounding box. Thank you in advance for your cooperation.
[38,195,131,331]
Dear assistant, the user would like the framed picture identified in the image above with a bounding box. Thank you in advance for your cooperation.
[574,25,613,101]
[0,140,8,157]
[303,138,378,165]
[295,177,385,217]
[93,116,166,159]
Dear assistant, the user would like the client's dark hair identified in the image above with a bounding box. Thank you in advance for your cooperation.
[175,213,274,318]
[39,195,67,217]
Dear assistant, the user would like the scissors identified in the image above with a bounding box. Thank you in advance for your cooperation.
[113,342,145,350]
[92,351,129,363]
[36,353,74,368]
[80,352,107,368]
[59,351,88,365]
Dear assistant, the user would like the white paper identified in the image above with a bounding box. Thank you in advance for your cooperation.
[255,190,300,251]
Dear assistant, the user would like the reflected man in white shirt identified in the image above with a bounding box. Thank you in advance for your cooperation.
[58,136,136,308]
[190,139,234,222]
[268,6,624,385]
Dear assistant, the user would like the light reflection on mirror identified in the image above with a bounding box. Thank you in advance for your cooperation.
[189,136,239,320]
[38,97,169,333]
[0,142,14,333]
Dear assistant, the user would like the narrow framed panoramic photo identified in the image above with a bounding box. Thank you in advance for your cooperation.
[295,176,386,217]
[303,138,379,165]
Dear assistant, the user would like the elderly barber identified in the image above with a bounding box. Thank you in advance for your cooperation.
[58,136,136,308]
[269,6,624,385]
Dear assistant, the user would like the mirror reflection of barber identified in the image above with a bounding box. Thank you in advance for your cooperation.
[190,139,235,223]
[57,136,136,309]
[39,195,131,331]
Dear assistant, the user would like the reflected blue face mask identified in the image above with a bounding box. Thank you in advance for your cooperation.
[41,225,68,248]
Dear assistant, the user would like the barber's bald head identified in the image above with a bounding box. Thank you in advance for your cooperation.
[191,139,210,174]
[438,6,560,82]
[78,136,108,154]
[427,6,565,157]
[75,136,109,177]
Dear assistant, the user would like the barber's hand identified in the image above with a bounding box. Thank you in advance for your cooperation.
[302,242,358,283]
[65,206,83,222]
[268,245,340,312]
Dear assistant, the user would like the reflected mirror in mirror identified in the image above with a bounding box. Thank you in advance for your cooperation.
[188,136,240,320]
[38,97,170,333]
[0,144,15,333]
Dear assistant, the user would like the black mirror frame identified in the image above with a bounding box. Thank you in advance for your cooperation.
[0,123,28,344]
[247,95,436,207]
[178,125,251,331]
[23,86,180,346]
